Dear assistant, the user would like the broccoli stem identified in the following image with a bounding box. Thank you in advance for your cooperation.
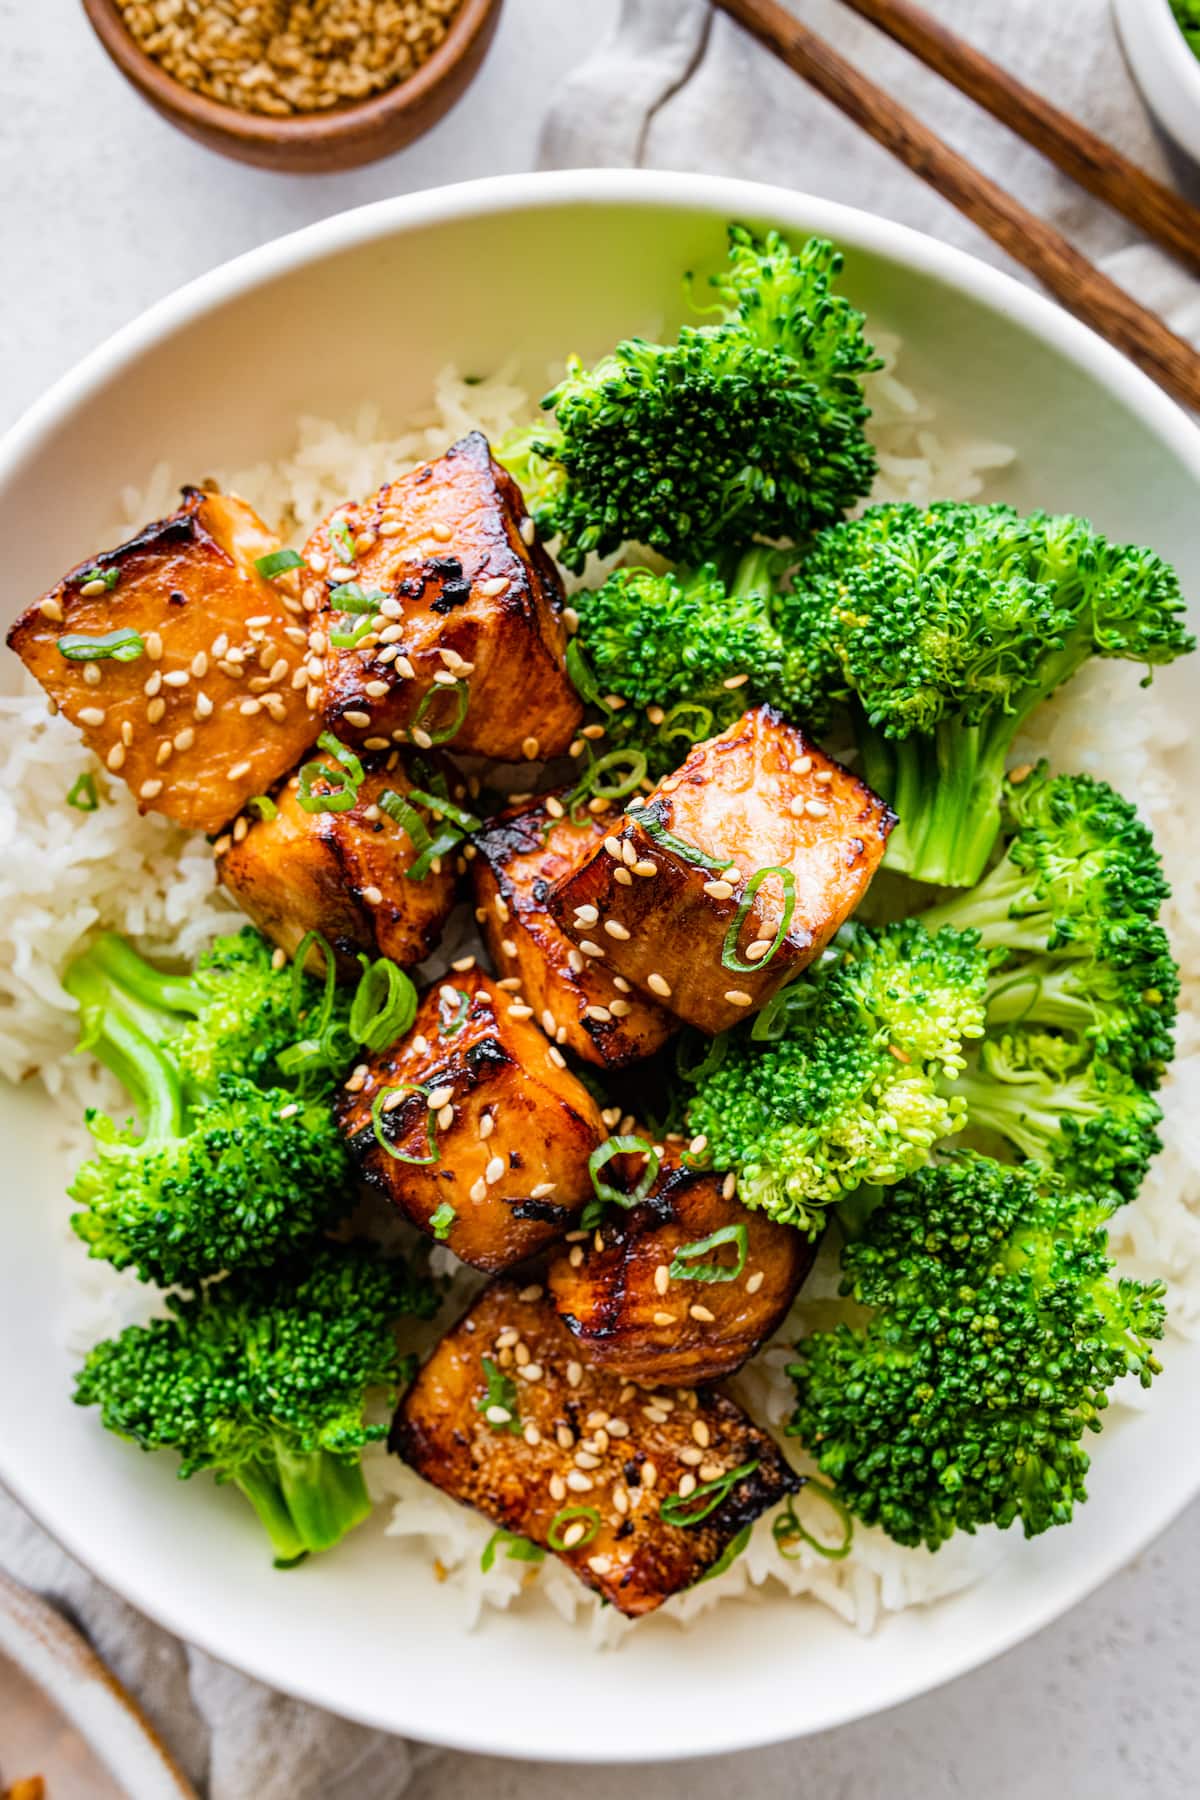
[858,712,1017,888]
[87,932,203,1021]
[953,1064,1066,1164]
[985,962,1091,1033]
[237,1444,374,1566]
[63,958,184,1142]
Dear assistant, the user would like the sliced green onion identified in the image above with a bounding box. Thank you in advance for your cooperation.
[480,1528,544,1572]
[329,518,357,564]
[328,583,387,614]
[66,771,100,812]
[290,930,336,1034]
[254,547,303,578]
[587,1135,660,1211]
[57,628,144,663]
[749,978,819,1043]
[476,1357,520,1433]
[546,1506,601,1552]
[379,788,432,852]
[675,1029,730,1085]
[660,1459,760,1528]
[247,794,277,822]
[639,806,732,873]
[407,787,480,834]
[412,679,469,747]
[407,826,463,882]
[721,866,797,974]
[76,564,120,592]
[370,1083,438,1165]
[657,701,714,753]
[329,616,377,650]
[696,1524,751,1585]
[296,731,365,815]
[669,1222,748,1285]
[772,1481,853,1561]
[429,1201,456,1242]
[438,988,470,1038]
[566,749,646,823]
[349,957,417,1051]
[565,638,604,707]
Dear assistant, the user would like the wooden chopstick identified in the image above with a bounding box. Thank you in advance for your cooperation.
[840,0,1200,281]
[711,0,1200,413]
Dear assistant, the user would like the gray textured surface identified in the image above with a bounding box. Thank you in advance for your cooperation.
[1,1,1198,1795]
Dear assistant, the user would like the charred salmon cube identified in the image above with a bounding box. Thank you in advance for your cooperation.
[313,432,582,763]
[547,1137,815,1384]
[215,747,460,976]
[335,970,603,1271]
[471,791,676,1069]
[392,1279,799,1617]
[550,706,895,1035]
[7,488,318,834]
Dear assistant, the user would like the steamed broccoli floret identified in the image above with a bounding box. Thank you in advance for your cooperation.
[1172,1,1200,59]
[74,1243,439,1565]
[683,921,987,1232]
[788,1155,1165,1549]
[922,766,1179,1089]
[570,548,807,777]
[499,226,879,572]
[65,937,352,1286]
[780,504,1194,886]
[955,1032,1162,1205]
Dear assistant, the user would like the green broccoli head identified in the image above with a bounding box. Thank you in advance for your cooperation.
[683,920,988,1233]
[788,1154,1164,1549]
[74,1242,439,1565]
[498,226,880,571]
[781,503,1193,886]
[956,1031,1162,1205]
[64,937,352,1286]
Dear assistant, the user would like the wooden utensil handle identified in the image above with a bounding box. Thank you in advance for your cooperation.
[841,0,1200,281]
[713,0,1200,413]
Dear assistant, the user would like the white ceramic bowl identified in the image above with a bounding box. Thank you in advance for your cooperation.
[1,171,1199,1764]
[1114,0,1200,164]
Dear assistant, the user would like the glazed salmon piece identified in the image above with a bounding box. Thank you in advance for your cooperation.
[471,791,676,1069]
[313,433,582,763]
[335,970,604,1271]
[7,489,318,834]
[547,1138,815,1384]
[550,706,896,1036]
[392,1279,799,1617]
[216,747,461,977]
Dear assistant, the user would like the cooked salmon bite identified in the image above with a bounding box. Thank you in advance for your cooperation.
[335,970,604,1271]
[312,432,582,764]
[471,790,677,1068]
[546,1137,815,1385]
[216,747,461,977]
[549,705,896,1036]
[392,1279,799,1617]
[7,488,319,835]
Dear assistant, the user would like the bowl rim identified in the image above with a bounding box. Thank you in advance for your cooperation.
[2,169,1200,1760]
[79,0,499,146]
[1113,0,1200,159]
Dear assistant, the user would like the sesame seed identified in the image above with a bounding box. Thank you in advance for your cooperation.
[485,1405,512,1426]
[530,1181,557,1201]
[575,1450,600,1469]
[271,946,287,970]
[365,680,389,699]
[120,721,133,746]
[544,795,565,820]
[143,671,162,697]
[278,1102,300,1120]
[566,1360,583,1389]
[174,726,195,752]
[144,632,163,661]
[613,1486,629,1516]
[724,989,753,1008]
[479,1113,494,1139]
[77,706,105,727]
[156,742,173,767]
[229,760,252,780]
[579,940,604,959]
[519,1362,544,1383]
[792,755,813,775]
[568,1245,584,1268]
[689,1303,716,1323]
[641,1461,657,1489]
[603,835,622,859]
[746,1270,765,1294]
[744,939,773,962]
[602,694,626,711]
[429,519,452,542]
[574,904,599,925]
[679,1446,703,1467]
[364,736,389,751]
[485,1155,505,1186]
[704,879,734,900]
[478,575,509,598]
[641,973,670,1002]
[138,778,163,800]
[585,1005,612,1023]
[39,595,64,620]
[539,1008,557,1036]
[518,1282,544,1303]
[523,1422,542,1447]
[805,798,829,819]
[212,834,232,857]
[815,768,834,785]
[507,1003,534,1021]
[191,690,214,721]
[621,839,637,868]
[263,694,288,724]
[239,698,262,716]
[520,516,536,545]
[699,1461,724,1483]
[549,1474,567,1502]
[500,937,518,958]
[643,1405,669,1424]
[603,921,630,941]
[722,1171,738,1200]
[788,795,807,818]
[609,999,631,1018]
[521,735,540,760]
[1009,762,1035,785]
[427,1085,454,1108]
[82,664,101,687]
[692,1420,711,1448]
[561,1520,588,1548]
[343,710,371,729]
[566,1470,594,1493]
[613,867,632,886]
[548,1046,567,1069]
[411,728,433,749]
[587,1552,613,1575]
[722,673,750,689]
[437,1104,454,1131]
[678,1472,697,1499]
[469,1177,487,1202]
[653,1264,671,1296]
[397,656,417,680]
[632,860,657,878]
[581,722,606,740]
[329,564,357,585]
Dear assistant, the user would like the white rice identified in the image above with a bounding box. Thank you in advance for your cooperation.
[4,334,1197,1646]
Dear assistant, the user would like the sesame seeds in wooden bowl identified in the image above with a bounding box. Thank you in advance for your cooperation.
[80,0,503,172]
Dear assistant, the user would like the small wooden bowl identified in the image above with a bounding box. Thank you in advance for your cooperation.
[80,0,503,173]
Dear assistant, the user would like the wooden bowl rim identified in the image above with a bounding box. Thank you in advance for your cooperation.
[80,0,499,147]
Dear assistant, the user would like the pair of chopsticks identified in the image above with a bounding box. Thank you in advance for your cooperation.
[712,0,1200,413]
